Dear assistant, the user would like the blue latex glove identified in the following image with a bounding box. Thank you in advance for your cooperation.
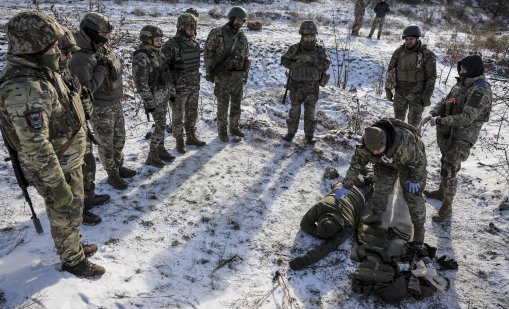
[334,187,349,201]
[405,180,421,194]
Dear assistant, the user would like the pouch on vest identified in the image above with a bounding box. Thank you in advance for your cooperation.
[319,72,330,87]
[375,275,409,304]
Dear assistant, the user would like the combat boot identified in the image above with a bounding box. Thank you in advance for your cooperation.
[145,151,165,168]
[158,146,175,162]
[107,173,128,190]
[83,243,97,258]
[82,209,102,225]
[230,128,245,137]
[283,133,294,142]
[305,135,316,144]
[432,202,452,222]
[412,225,425,243]
[424,187,444,202]
[186,133,206,146]
[119,166,136,178]
[62,259,105,279]
[360,211,383,225]
[176,138,186,154]
[84,194,110,209]
[219,131,229,142]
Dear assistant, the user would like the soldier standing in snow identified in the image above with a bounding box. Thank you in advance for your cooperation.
[385,25,437,129]
[281,20,330,144]
[163,13,206,154]
[58,27,108,225]
[335,118,427,243]
[0,12,104,278]
[367,0,390,40]
[133,25,176,167]
[422,55,492,222]
[70,12,137,190]
[204,6,250,142]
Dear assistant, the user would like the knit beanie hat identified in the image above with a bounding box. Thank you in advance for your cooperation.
[457,54,484,78]
[317,213,344,239]
[363,126,386,151]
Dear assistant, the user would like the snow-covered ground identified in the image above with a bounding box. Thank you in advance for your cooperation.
[0,1,508,308]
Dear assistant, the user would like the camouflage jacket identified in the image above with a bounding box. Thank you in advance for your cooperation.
[204,23,250,81]
[69,30,123,107]
[162,33,201,94]
[343,118,427,188]
[132,43,172,108]
[430,75,492,145]
[297,183,366,268]
[281,42,330,83]
[0,55,86,187]
[60,62,93,120]
[386,40,436,99]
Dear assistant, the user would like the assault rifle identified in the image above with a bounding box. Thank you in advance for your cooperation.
[0,126,43,234]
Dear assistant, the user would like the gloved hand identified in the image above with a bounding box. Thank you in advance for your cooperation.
[405,179,421,194]
[430,116,442,126]
[289,256,309,270]
[436,255,458,270]
[334,187,349,201]
[385,89,393,102]
[422,95,431,106]
[51,181,73,209]
[205,74,214,83]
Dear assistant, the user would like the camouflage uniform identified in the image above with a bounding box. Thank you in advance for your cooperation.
[352,0,368,36]
[281,25,330,141]
[0,12,88,267]
[386,40,437,128]
[162,13,204,150]
[342,118,427,229]
[69,13,134,189]
[204,21,250,139]
[133,26,174,165]
[290,178,373,270]
[427,72,492,218]
[368,1,390,39]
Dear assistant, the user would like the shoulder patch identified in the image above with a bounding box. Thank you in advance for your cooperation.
[468,90,484,108]
[25,111,44,130]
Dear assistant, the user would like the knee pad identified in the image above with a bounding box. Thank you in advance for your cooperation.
[440,164,455,178]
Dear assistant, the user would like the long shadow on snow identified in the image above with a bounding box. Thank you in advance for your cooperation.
[143,140,312,307]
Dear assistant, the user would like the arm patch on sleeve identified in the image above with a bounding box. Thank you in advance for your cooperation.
[25,111,44,130]
[468,90,484,108]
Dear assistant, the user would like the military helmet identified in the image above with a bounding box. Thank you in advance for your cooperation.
[402,25,421,38]
[185,8,199,18]
[80,12,113,33]
[299,20,318,35]
[59,27,80,53]
[139,25,163,44]
[227,6,247,20]
[177,13,197,32]
[6,11,64,55]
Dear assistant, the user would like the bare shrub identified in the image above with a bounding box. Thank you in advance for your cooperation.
[247,21,263,31]
[50,4,82,30]
[208,7,224,19]
[88,0,105,13]
[132,8,146,16]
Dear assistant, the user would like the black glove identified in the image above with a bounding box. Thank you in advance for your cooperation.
[436,255,458,270]
[289,256,309,270]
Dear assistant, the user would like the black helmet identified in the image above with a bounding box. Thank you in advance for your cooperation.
[402,25,421,39]
[227,6,247,20]
[80,12,113,33]
[299,20,318,35]
[139,25,163,44]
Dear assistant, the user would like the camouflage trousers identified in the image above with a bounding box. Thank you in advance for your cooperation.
[373,165,427,226]
[351,0,367,35]
[90,101,125,176]
[368,17,385,38]
[393,92,425,129]
[149,96,169,151]
[28,166,85,267]
[214,74,244,134]
[436,135,472,205]
[82,138,96,208]
[171,90,199,139]
[287,81,319,137]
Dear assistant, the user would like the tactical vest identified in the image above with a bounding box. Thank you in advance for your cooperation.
[0,66,86,154]
[96,45,123,90]
[133,47,162,90]
[171,37,200,72]
[290,46,321,82]
[221,27,248,71]
[396,49,425,83]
